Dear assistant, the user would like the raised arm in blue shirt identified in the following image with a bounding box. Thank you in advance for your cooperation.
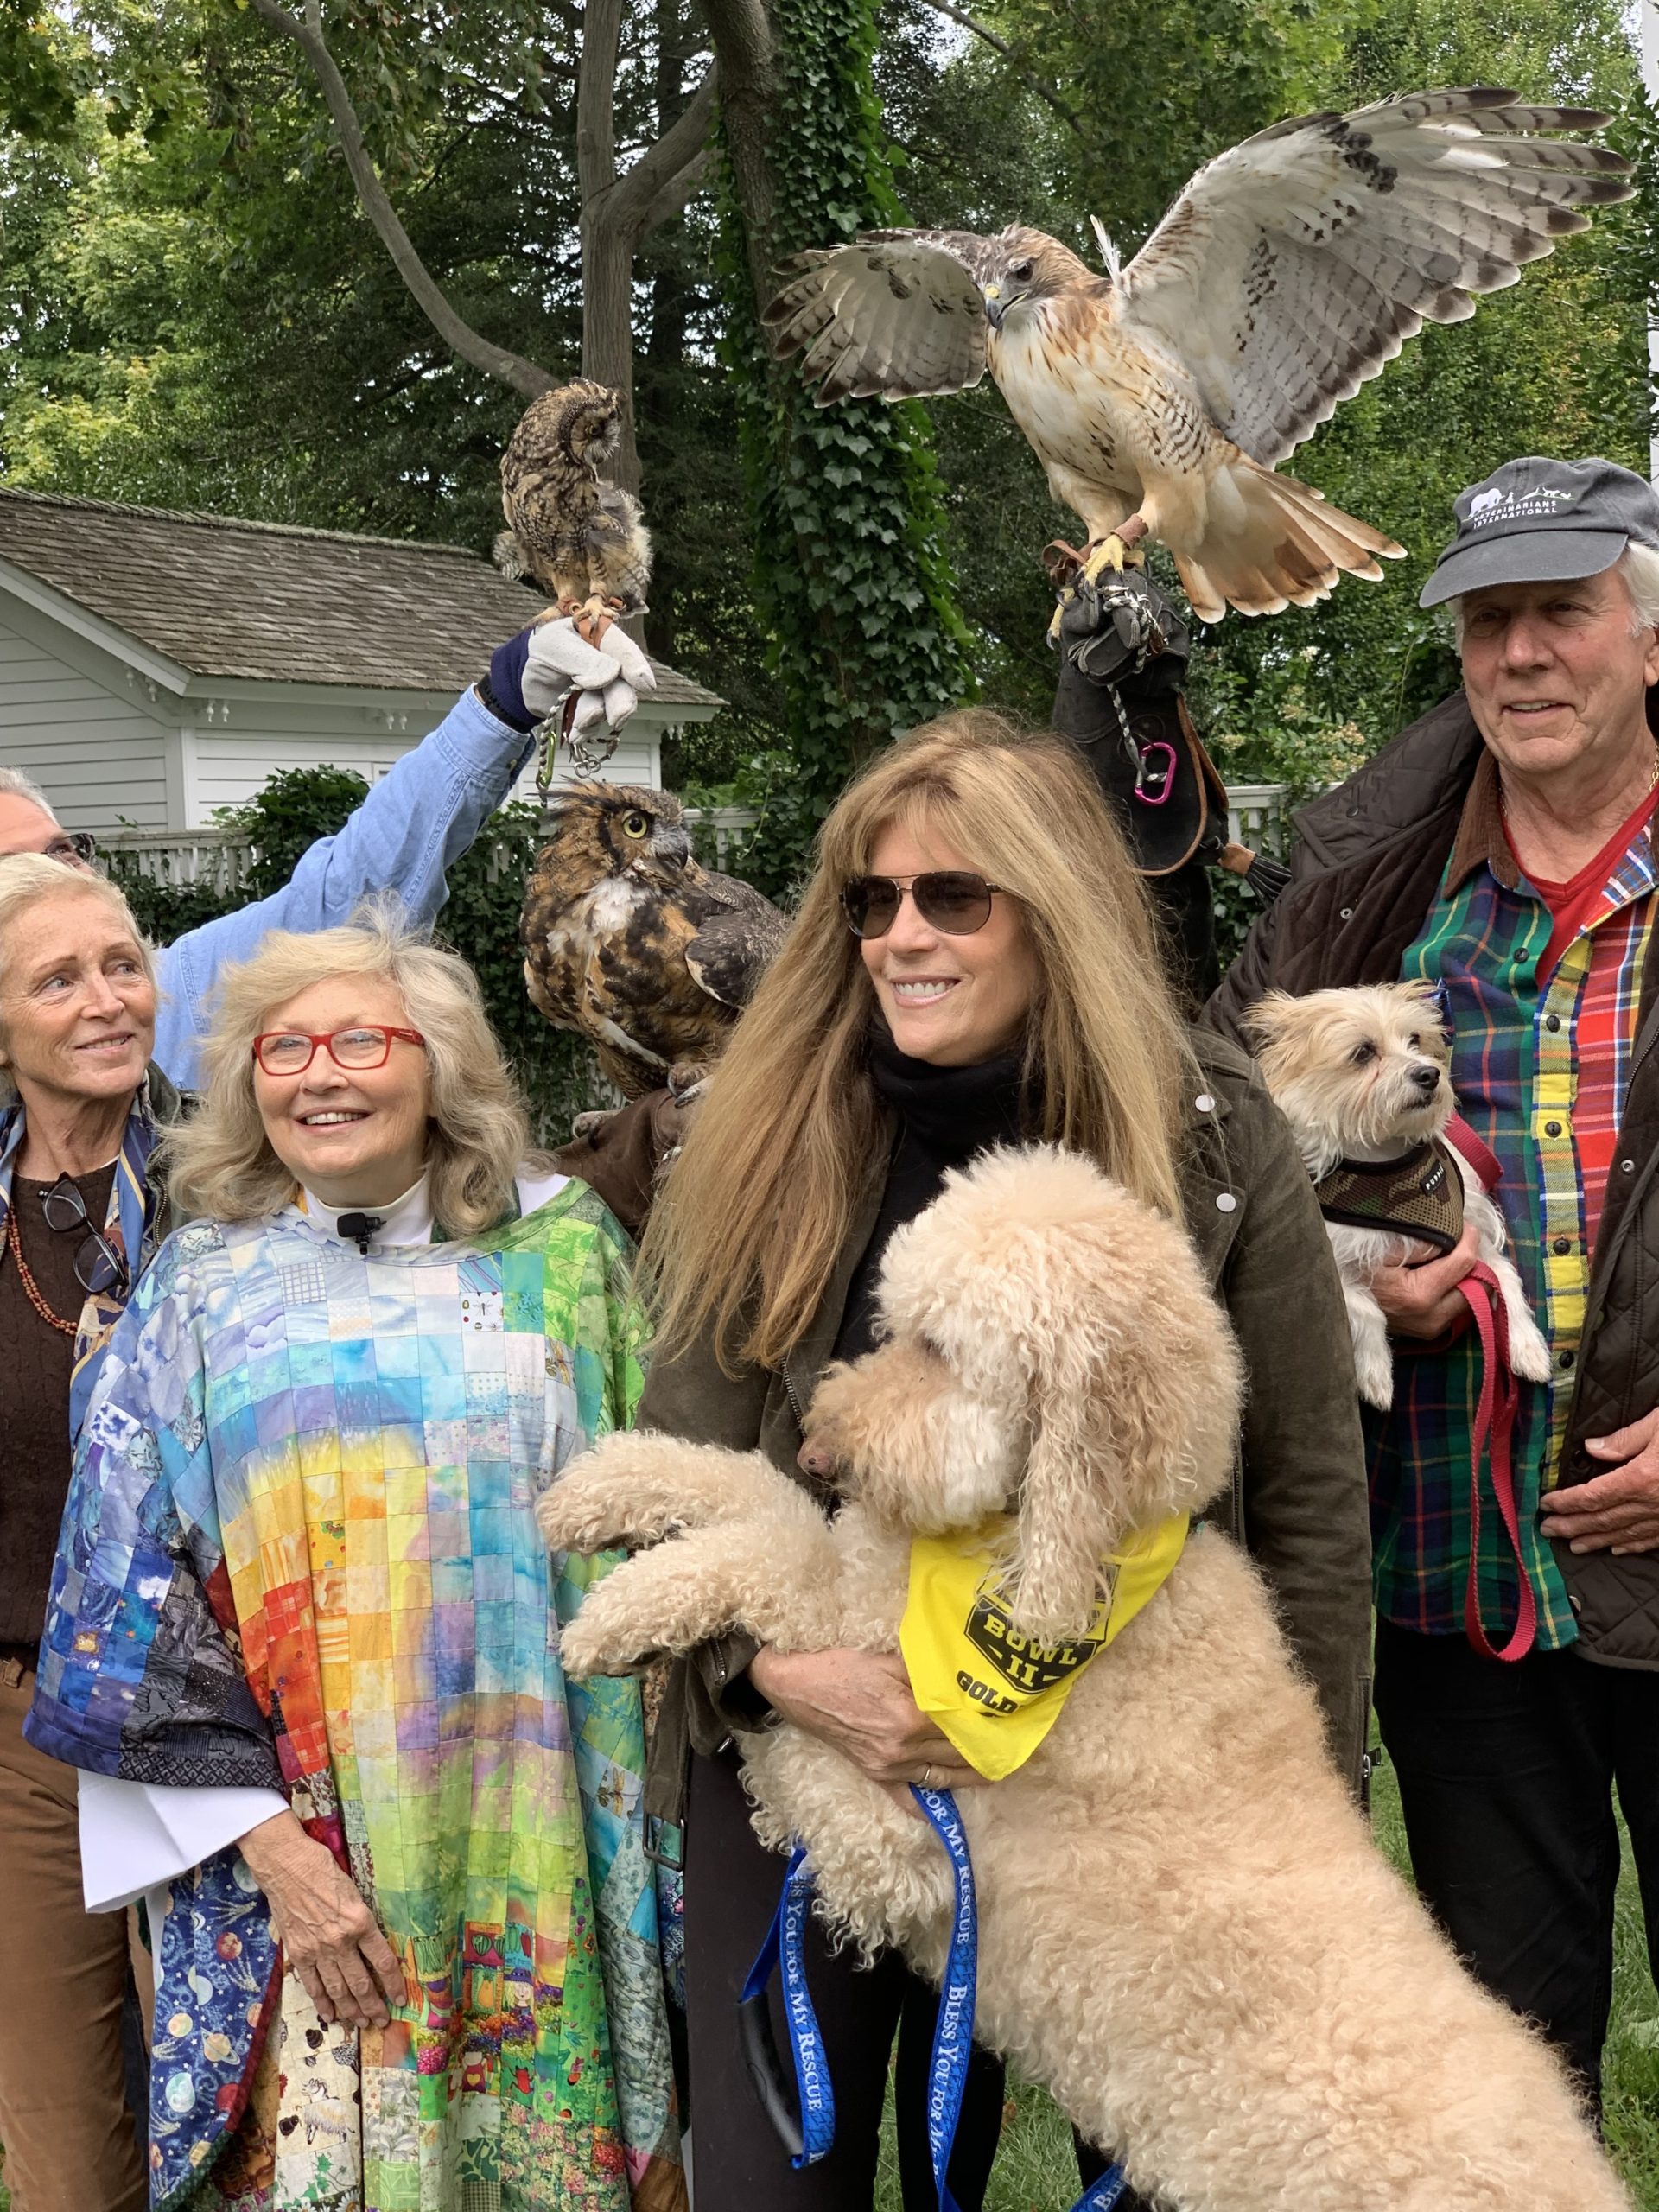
[154,684,535,1088]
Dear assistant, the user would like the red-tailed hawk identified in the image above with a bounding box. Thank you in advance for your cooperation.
[764,89,1633,620]
[520,784,786,1096]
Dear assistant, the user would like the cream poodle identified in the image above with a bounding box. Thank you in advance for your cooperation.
[540,1146,1627,2211]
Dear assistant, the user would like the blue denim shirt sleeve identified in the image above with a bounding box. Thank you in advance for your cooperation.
[151,685,536,1089]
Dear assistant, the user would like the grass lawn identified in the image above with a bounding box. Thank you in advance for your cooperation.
[6,1758,1656,2212]
[874,1751,1659,2211]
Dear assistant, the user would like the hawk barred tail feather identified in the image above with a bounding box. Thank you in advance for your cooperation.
[764,89,1634,620]
[1176,460,1402,623]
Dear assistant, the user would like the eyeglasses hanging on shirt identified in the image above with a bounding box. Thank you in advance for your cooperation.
[41,1173,129,1300]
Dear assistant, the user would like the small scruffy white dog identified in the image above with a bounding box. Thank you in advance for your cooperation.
[1248,980,1551,1411]
[540,1147,1626,2212]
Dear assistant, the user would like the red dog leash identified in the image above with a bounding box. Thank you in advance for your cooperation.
[1444,1116,1536,1662]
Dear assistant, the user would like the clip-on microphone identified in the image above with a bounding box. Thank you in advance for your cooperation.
[336,1212,384,1255]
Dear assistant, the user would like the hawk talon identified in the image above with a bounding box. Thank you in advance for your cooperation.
[1080,528,1147,585]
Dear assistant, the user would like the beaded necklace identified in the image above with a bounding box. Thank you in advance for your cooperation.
[6,1204,79,1336]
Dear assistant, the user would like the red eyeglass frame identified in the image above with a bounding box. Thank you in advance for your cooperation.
[251,1024,427,1076]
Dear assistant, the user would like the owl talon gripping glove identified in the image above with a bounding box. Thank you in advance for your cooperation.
[483,617,657,737]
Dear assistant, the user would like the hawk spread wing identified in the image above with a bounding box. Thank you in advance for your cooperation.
[763,91,1631,620]
[761,230,1003,404]
[1116,89,1633,470]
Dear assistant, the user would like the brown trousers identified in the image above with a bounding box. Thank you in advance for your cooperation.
[0,1658,147,2212]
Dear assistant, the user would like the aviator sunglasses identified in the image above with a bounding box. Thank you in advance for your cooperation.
[840,870,1006,940]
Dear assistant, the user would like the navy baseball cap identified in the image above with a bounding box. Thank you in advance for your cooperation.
[1419,456,1659,609]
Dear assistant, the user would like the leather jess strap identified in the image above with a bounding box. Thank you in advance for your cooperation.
[1445,1112,1502,1196]
[1455,1260,1536,1662]
[1442,1118,1536,1662]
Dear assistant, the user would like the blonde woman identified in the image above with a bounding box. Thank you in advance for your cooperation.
[0,854,170,2212]
[633,711,1370,2210]
[29,910,684,2211]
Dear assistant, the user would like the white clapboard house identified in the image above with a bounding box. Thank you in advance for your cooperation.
[0,487,724,834]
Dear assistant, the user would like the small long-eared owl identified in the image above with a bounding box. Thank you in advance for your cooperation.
[521,784,786,1096]
[493,380,653,618]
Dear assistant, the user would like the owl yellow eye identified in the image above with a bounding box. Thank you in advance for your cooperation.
[620,811,650,840]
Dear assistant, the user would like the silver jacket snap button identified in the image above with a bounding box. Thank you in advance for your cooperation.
[1216,1192,1237,1212]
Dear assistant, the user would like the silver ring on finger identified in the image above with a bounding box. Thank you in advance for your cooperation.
[921,1764,935,1789]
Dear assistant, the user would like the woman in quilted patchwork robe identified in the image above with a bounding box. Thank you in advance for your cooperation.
[27,908,683,2212]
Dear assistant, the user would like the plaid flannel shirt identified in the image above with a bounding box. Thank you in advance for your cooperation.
[1375,751,1658,1646]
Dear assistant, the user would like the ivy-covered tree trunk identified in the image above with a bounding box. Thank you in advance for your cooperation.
[702,0,973,863]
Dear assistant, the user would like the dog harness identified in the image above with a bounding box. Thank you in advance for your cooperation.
[899,1512,1188,1781]
[741,1787,1128,2209]
[1313,1135,1465,1255]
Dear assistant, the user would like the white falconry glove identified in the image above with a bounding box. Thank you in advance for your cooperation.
[520,616,658,735]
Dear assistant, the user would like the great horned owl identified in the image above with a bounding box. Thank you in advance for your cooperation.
[493,380,653,618]
[521,783,786,1097]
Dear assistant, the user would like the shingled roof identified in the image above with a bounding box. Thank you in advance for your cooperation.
[0,486,724,709]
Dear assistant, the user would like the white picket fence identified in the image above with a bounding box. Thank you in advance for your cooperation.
[1226,783,1291,854]
[98,787,1289,888]
[99,827,258,894]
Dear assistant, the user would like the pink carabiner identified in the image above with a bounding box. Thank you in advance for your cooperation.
[1134,741,1178,806]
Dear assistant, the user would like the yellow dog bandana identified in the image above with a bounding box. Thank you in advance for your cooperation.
[900,1513,1188,1780]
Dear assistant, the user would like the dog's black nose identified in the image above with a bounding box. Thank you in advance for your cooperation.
[1410,1064,1440,1094]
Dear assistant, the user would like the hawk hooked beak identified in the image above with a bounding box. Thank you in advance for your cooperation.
[982,283,1005,331]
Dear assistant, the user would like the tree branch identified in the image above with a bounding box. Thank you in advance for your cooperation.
[248,0,555,397]
[695,0,780,301]
[915,0,1085,139]
[575,0,624,213]
[634,143,715,239]
[604,63,718,239]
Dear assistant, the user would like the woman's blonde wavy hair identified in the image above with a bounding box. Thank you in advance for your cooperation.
[643,709,1196,1371]
[165,904,536,1237]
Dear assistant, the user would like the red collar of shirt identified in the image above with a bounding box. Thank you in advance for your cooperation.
[1445,748,1656,981]
[1504,781,1656,982]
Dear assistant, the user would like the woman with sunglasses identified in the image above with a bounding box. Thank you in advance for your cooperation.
[0,854,172,2212]
[631,711,1370,2209]
[26,908,685,2210]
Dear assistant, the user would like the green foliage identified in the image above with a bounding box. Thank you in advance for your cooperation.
[105,862,242,944]
[0,0,84,143]
[0,0,1654,906]
[429,801,609,1143]
[1200,646,1374,804]
[0,1,772,747]
[715,0,975,876]
[972,0,1351,249]
[218,762,373,898]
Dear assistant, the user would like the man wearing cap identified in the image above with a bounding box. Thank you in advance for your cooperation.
[1209,454,1659,2107]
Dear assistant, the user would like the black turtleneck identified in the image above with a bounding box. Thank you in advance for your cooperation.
[832,1029,1033,1365]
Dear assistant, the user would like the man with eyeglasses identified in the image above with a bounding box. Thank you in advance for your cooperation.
[0,607,652,1091]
